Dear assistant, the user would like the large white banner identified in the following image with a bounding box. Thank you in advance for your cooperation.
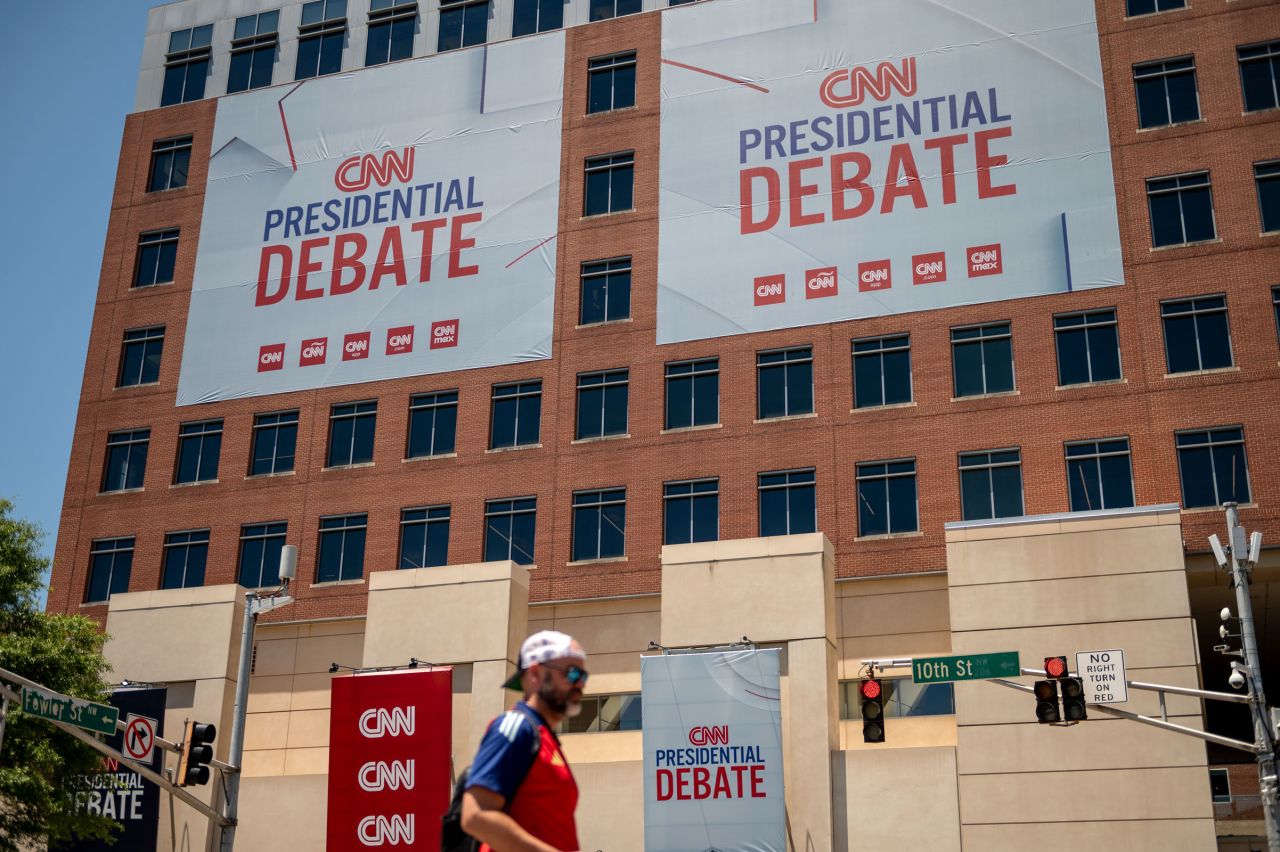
[657,0,1123,344]
[177,33,565,405]
[641,650,785,852]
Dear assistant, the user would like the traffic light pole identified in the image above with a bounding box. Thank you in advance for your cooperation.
[1223,503,1280,852]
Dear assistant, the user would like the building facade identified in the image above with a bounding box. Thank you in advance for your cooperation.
[46,0,1280,848]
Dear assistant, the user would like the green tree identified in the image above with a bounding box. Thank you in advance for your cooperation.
[0,497,119,850]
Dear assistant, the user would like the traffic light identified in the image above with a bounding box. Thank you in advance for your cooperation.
[860,679,885,743]
[1060,676,1088,721]
[1033,680,1060,724]
[177,720,217,786]
[1043,656,1068,679]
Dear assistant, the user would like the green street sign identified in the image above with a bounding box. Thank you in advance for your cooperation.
[21,686,119,735]
[912,652,1021,684]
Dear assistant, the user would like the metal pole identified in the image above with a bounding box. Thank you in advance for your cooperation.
[0,694,8,758]
[1224,503,1280,852]
[219,591,257,852]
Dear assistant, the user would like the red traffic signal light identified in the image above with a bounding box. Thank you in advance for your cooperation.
[1044,656,1069,678]
[860,679,885,743]
[859,678,882,700]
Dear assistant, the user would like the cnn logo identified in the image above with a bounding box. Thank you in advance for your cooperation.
[358,706,415,739]
[386,325,414,355]
[688,725,729,746]
[858,260,891,292]
[430,320,458,349]
[258,344,285,372]
[754,275,785,306]
[343,332,371,362]
[967,244,1003,278]
[912,252,946,285]
[300,337,327,367]
[356,814,414,847]
[805,266,838,299]
[357,760,415,793]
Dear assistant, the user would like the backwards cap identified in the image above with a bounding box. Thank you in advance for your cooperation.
[502,630,586,690]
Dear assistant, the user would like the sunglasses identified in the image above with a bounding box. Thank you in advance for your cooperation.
[541,663,589,685]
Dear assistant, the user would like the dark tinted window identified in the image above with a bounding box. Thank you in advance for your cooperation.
[119,327,164,388]
[296,0,347,79]
[580,257,631,325]
[1238,41,1280,113]
[584,152,634,215]
[491,381,541,449]
[959,449,1023,521]
[1147,172,1215,247]
[439,0,489,52]
[757,347,813,419]
[175,420,223,484]
[239,522,287,588]
[1053,310,1121,386]
[251,411,299,476]
[408,391,458,458]
[317,514,367,582]
[664,479,718,545]
[1133,57,1198,128]
[149,137,192,192]
[1257,161,1280,233]
[572,489,626,561]
[161,25,212,106]
[1161,295,1232,373]
[162,529,209,589]
[576,370,629,439]
[1125,0,1184,15]
[856,459,918,536]
[590,0,641,21]
[484,497,536,564]
[853,335,911,408]
[328,401,376,466]
[758,469,816,537]
[665,359,718,429]
[228,11,279,93]
[951,323,1014,397]
[366,0,416,66]
[86,537,134,603]
[513,0,562,36]
[588,52,636,114]
[1177,428,1250,508]
[1066,439,1134,512]
[400,505,450,569]
[103,429,149,493]
[135,229,179,287]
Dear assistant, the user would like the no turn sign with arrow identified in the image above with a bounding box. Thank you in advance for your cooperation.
[123,714,158,762]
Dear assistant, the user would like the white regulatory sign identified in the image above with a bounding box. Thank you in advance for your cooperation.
[1075,649,1127,704]
[123,713,158,762]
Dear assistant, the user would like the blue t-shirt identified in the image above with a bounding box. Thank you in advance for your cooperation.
[467,701,544,801]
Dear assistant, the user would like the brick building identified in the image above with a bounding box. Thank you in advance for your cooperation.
[44,0,1280,848]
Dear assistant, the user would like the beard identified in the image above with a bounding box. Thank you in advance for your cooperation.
[537,677,583,717]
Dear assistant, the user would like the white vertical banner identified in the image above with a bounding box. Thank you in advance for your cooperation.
[641,649,785,852]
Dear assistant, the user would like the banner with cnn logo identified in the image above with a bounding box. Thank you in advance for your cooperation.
[642,650,784,851]
[326,668,452,851]
[177,31,564,405]
[656,0,1124,344]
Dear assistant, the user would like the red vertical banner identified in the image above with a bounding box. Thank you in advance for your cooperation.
[327,668,452,849]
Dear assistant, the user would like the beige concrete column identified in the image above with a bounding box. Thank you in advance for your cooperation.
[661,533,837,852]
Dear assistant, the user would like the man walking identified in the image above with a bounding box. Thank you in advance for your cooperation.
[461,630,587,852]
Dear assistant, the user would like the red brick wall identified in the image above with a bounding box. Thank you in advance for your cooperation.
[47,1,1280,623]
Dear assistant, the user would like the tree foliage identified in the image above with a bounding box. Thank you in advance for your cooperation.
[0,498,119,850]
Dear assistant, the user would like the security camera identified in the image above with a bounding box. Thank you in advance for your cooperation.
[1229,668,1247,690]
[1209,535,1229,569]
[279,545,298,582]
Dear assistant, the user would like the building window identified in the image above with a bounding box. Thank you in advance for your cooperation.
[951,322,1014,397]
[328,401,377,467]
[1256,161,1280,233]
[407,391,457,458]
[1054,309,1121,386]
[561,693,642,734]
[366,0,416,66]
[1239,41,1280,113]
[1161,295,1232,373]
[757,347,814,419]
[86,537,134,603]
[1147,172,1215,247]
[576,369,629,439]
[228,11,280,93]
[484,497,536,564]
[855,459,918,537]
[175,420,223,484]
[148,137,192,192]
[1210,769,1231,804]
[399,506,449,569]
[584,152,634,216]
[513,0,562,36]
[135,229,179,287]
[852,335,911,408]
[590,0,641,21]
[1177,427,1250,508]
[161,24,212,106]
[669,0,701,5]
[664,479,718,545]
[580,257,631,325]
[665,358,718,430]
[1125,0,1184,15]
[758,469,816,537]
[1066,439,1135,512]
[490,381,541,449]
[1133,57,1198,129]
[250,411,298,476]
[1273,286,1280,342]
[588,52,636,114]
[439,0,489,52]
[238,522,287,588]
[959,449,1023,521]
[572,489,626,562]
[102,429,149,493]
[317,513,367,582]
[161,530,209,590]
[118,327,164,388]
[296,0,347,80]
[839,679,954,720]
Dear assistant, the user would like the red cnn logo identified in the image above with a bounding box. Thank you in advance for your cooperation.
[386,325,414,355]
[258,344,285,372]
[299,337,327,366]
[805,267,839,299]
[858,260,892,292]
[343,332,370,361]
[430,320,458,349]
[912,252,947,285]
[688,726,729,746]
[334,147,415,192]
[754,275,786,306]
[967,244,1003,277]
[819,57,917,109]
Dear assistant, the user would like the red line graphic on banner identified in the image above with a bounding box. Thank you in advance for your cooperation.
[277,82,306,172]
[660,58,770,94]
[506,234,559,269]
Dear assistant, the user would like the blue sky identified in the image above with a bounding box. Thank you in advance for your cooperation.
[0,1,161,604]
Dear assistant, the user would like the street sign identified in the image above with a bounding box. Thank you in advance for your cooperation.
[123,714,158,762]
[1075,649,1128,704]
[912,652,1020,684]
[21,686,119,735]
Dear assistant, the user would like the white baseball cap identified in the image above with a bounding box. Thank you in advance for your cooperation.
[502,630,587,690]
